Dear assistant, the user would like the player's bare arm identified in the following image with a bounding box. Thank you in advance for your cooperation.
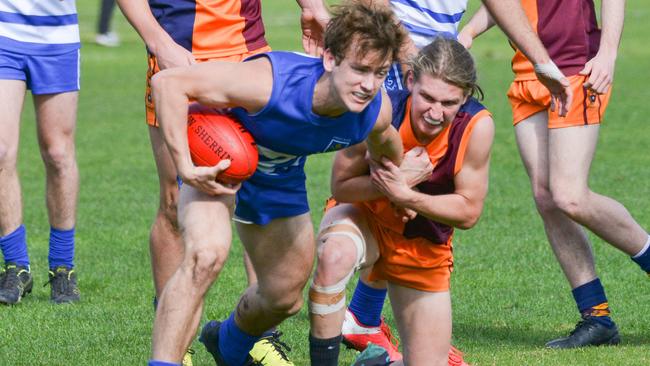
[116,0,195,69]
[366,89,404,165]
[371,116,494,229]
[580,0,625,94]
[296,0,330,56]
[481,0,572,116]
[331,143,432,203]
[150,58,272,194]
[457,5,495,49]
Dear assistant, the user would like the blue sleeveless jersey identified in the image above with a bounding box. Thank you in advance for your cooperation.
[232,51,383,225]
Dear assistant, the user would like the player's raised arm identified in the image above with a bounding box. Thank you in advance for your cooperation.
[481,0,572,116]
[116,0,195,69]
[366,89,404,165]
[296,0,330,56]
[457,5,495,49]
[150,58,272,194]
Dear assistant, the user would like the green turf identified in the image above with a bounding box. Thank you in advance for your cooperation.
[1,0,649,365]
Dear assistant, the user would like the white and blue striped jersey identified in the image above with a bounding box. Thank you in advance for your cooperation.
[0,0,79,55]
[390,0,467,48]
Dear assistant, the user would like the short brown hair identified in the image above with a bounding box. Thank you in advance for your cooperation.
[408,37,483,99]
[325,1,406,65]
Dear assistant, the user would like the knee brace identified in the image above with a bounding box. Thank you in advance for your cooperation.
[309,220,367,315]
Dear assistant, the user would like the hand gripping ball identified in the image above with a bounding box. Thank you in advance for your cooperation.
[187,104,258,184]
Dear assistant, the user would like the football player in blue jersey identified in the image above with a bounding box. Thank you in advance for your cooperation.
[146,2,407,366]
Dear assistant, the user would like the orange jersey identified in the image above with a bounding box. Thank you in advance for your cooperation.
[360,96,491,245]
[150,0,268,59]
[511,0,600,80]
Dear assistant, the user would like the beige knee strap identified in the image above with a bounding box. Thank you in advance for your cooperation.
[308,281,348,315]
[310,220,366,315]
[318,219,366,270]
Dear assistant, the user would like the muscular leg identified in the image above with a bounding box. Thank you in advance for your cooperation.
[234,213,315,335]
[151,185,234,362]
[515,112,596,288]
[388,284,451,366]
[243,251,258,284]
[148,127,184,296]
[34,92,79,231]
[148,127,257,295]
[310,204,379,338]
[309,204,379,324]
[0,80,26,236]
[548,125,648,255]
[309,204,379,366]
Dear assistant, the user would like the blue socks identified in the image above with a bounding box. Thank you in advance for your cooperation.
[0,225,30,267]
[572,278,613,328]
[631,235,650,274]
[48,226,75,269]
[218,312,261,366]
[348,279,387,327]
[148,361,180,366]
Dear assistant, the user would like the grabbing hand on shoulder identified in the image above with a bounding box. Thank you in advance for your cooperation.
[370,157,414,205]
[399,147,433,187]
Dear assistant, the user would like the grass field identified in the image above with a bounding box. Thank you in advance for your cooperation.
[1,0,649,365]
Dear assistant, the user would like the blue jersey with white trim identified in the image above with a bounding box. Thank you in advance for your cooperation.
[390,0,466,48]
[0,0,79,55]
[231,51,381,186]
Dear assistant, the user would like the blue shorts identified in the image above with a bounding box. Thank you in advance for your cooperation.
[234,175,310,226]
[0,48,80,95]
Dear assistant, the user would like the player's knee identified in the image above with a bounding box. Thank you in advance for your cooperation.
[551,190,587,219]
[531,186,556,213]
[41,144,75,173]
[187,245,228,283]
[158,186,179,228]
[266,292,304,317]
[316,238,357,284]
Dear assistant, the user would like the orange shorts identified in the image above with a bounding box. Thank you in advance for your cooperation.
[364,208,454,293]
[145,46,271,126]
[507,74,612,129]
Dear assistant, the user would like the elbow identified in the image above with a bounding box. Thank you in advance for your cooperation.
[331,187,350,203]
[331,184,358,203]
[456,209,482,230]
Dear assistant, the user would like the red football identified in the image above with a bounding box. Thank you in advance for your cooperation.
[187,104,258,184]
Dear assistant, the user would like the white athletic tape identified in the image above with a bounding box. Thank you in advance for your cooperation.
[308,262,354,315]
[309,294,347,315]
[310,219,368,315]
[318,219,366,270]
[533,61,565,82]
